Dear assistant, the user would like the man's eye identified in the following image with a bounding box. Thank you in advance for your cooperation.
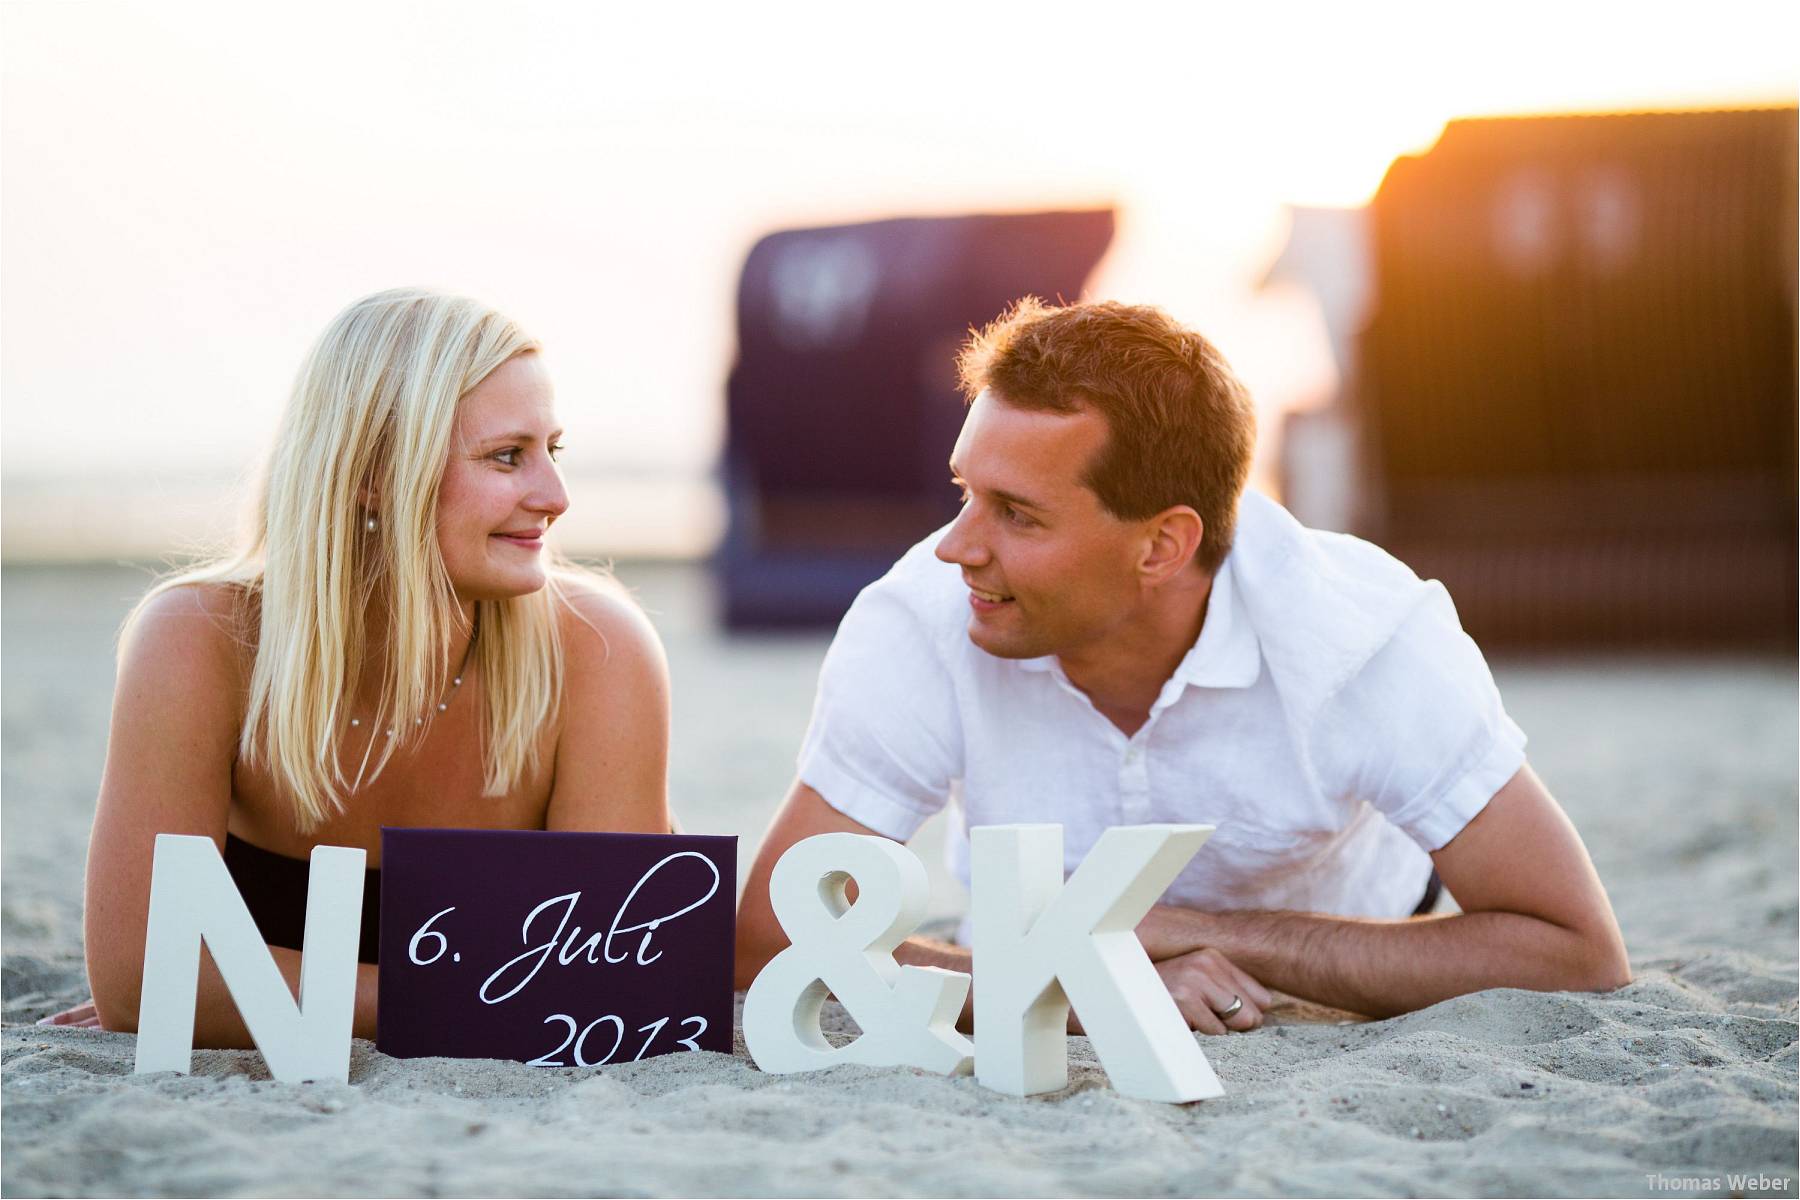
[1003,506,1036,528]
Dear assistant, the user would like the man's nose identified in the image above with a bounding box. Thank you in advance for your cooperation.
[934,504,988,568]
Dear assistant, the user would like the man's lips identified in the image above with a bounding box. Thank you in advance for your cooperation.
[966,583,1014,612]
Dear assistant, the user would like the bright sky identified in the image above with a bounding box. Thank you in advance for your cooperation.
[2,0,1794,555]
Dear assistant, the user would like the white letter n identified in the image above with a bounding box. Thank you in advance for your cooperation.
[134,833,363,1083]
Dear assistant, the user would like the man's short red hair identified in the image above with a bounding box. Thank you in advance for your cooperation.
[956,298,1258,574]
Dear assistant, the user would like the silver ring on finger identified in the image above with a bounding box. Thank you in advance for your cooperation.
[1213,995,1244,1020]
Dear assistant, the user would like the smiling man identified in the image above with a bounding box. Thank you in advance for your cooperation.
[734,298,1630,1032]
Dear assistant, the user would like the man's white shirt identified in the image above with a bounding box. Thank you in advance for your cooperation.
[797,489,1527,938]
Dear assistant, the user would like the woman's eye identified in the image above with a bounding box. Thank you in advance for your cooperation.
[549,442,565,462]
[493,448,522,467]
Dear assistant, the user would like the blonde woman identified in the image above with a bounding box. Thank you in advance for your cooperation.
[49,288,670,1046]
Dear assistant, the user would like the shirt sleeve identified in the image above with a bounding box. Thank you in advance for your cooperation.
[1309,582,1528,852]
[795,584,962,841]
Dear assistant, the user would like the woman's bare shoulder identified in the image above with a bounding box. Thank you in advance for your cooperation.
[121,581,255,685]
[550,570,665,670]
[541,573,670,832]
[545,571,669,735]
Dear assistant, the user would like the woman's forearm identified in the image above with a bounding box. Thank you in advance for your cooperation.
[197,945,381,1046]
[106,944,380,1048]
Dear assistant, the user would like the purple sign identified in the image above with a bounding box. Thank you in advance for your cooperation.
[377,828,736,1066]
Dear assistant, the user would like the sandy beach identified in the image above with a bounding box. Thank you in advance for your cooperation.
[4,562,1795,1198]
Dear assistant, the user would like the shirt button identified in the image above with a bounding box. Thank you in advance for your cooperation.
[1124,747,1140,764]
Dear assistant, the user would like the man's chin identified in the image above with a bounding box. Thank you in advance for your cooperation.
[964,618,1042,660]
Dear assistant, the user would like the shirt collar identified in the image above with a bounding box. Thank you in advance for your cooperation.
[1015,556,1262,691]
[1171,556,1262,690]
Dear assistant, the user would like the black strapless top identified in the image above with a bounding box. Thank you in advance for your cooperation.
[223,833,383,963]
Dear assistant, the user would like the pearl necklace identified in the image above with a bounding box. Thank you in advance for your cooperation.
[348,612,479,737]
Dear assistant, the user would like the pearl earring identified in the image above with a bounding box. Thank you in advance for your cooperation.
[365,515,378,532]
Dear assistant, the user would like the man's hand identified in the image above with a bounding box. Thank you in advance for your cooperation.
[1066,947,1271,1036]
[1155,948,1272,1034]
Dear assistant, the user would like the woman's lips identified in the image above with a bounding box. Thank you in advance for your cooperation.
[493,532,544,551]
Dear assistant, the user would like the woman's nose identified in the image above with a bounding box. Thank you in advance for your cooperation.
[530,459,571,519]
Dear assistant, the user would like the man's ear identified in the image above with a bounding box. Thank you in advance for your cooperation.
[1138,506,1204,585]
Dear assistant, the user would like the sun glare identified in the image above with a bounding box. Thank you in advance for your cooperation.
[1,0,1794,556]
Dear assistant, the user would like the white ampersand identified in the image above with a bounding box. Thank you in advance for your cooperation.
[743,833,974,1076]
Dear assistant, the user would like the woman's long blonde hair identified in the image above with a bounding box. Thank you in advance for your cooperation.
[138,287,586,830]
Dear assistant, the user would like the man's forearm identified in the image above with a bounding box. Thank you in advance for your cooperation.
[1140,905,1628,1019]
[893,935,971,973]
[894,936,975,1030]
